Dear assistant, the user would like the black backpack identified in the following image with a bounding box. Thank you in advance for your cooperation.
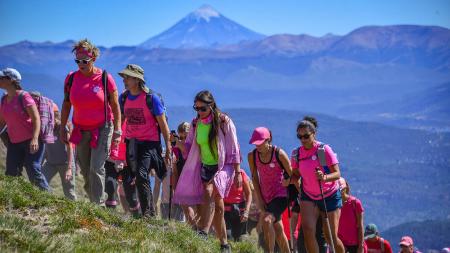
[252,146,290,180]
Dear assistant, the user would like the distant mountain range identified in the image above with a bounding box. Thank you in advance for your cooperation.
[0,6,449,131]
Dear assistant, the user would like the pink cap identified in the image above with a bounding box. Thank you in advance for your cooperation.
[249,127,271,145]
[399,236,414,247]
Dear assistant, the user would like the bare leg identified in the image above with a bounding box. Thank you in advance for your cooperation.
[274,219,291,253]
[263,212,276,253]
[212,186,228,245]
[321,209,345,253]
[300,201,320,253]
[198,182,214,233]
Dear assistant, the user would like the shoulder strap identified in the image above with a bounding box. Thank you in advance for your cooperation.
[102,70,108,122]
[275,147,290,179]
[192,118,198,129]
[145,90,154,115]
[18,91,26,111]
[119,90,129,114]
[380,238,385,252]
[317,143,327,167]
[64,72,76,101]
[296,147,301,163]
[1,95,6,106]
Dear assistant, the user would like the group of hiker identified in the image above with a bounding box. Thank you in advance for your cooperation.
[0,39,427,253]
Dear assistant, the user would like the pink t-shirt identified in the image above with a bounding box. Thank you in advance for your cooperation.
[255,147,287,204]
[124,92,159,141]
[291,141,339,200]
[338,196,364,246]
[0,92,36,143]
[64,69,116,128]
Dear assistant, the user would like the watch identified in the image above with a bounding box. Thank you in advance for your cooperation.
[113,130,122,136]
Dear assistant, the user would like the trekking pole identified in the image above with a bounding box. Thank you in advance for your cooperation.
[168,149,174,221]
[284,173,294,253]
[316,168,335,253]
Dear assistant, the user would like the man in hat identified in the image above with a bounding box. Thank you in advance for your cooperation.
[364,223,393,253]
[118,64,170,218]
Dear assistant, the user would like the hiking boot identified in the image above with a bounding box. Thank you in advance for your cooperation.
[197,230,208,240]
[220,244,231,253]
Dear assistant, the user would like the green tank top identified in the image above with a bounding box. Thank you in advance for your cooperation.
[196,121,218,165]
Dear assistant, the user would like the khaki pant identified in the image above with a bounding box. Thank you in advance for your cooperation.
[76,122,113,205]
[42,162,76,200]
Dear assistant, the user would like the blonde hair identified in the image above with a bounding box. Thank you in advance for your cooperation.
[177,122,190,134]
[72,38,100,58]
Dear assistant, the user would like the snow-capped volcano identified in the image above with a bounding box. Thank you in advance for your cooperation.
[139,5,265,49]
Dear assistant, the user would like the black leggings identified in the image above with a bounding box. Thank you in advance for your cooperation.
[105,161,139,210]
[224,202,248,241]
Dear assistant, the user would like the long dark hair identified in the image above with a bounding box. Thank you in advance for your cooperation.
[194,90,221,159]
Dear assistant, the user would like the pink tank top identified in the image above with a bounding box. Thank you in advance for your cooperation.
[255,146,287,204]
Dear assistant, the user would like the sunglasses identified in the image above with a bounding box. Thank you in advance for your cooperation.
[297,133,311,140]
[74,58,92,64]
[193,105,209,112]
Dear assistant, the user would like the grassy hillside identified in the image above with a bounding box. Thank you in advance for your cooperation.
[382,219,450,252]
[0,174,258,252]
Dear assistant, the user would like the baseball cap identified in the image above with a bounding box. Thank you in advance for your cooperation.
[364,223,378,239]
[249,127,271,145]
[0,68,22,82]
[399,236,414,247]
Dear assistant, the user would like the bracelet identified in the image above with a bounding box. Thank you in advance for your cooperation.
[113,130,122,136]
[324,175,328,181]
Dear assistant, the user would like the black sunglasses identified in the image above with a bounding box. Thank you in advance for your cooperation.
[74,58,92,64]
[193,105,209,112]
[297,133,311,140]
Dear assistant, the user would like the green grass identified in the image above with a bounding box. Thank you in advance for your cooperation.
[0,174,259,252]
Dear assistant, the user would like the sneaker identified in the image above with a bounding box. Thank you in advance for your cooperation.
[220,244,231,253]
[197,230,208,240]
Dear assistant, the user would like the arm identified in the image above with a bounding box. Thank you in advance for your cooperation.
[25,104,41,154]
[241,176,252,222]
[222,116,242,186]
[109,90,121,144]
[248,152,266,212]
[357,211,365,253]
[317,163,341,182]
[60,100,71,144]
[155,114,171,164]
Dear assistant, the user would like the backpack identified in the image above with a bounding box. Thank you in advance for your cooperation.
[119,89,167,137]
[1,91,55,144]
[65,70,109,121]
[293,143,330,174]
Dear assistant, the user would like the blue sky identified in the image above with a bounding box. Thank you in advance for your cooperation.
[0,0,449,47]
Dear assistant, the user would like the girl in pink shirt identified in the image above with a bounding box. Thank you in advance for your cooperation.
[291,116,345,253]
[248,126,292,253]
[60,39,121,205]
[0,67,49,191]
[338,178,366,253]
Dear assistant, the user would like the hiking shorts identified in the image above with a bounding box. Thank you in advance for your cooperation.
[266,197,288,223]
[200,163,218,183]
[300,188,342,212]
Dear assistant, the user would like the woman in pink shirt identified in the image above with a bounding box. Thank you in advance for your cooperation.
[60,39,121,205]
[0,67,49,190]
[338,177,366,253]
[248,127,292,253]
[291,116,345,253]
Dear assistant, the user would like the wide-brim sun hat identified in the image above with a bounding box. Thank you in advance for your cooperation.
[118,64,146,84]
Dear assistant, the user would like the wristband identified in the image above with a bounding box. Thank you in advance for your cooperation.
[113,130,122,136]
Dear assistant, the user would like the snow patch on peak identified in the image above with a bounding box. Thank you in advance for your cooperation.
[192,4,220,22]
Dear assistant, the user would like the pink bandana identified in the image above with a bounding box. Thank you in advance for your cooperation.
[200,113,213,124]
[76,48,93,58]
